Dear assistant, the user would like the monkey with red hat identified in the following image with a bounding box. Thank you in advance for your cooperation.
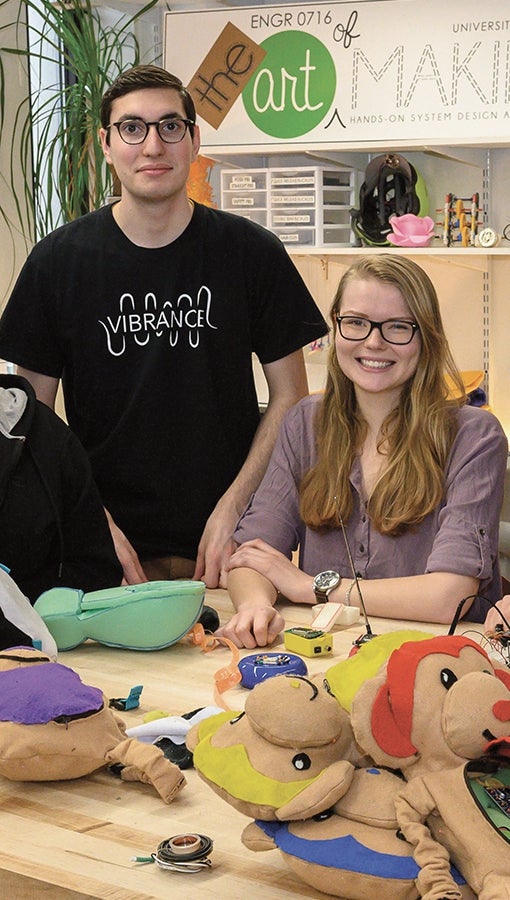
[350,634,510,899]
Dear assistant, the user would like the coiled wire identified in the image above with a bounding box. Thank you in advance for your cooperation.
[151,834,213,873]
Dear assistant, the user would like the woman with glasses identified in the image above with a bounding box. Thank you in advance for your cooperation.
[217,254,508,648]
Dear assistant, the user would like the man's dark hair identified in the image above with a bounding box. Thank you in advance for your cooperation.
[101,65,196,139]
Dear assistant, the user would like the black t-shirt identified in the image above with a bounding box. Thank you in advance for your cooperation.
[0,203,327,559]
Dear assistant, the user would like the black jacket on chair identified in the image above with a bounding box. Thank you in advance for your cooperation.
[0,374,122,647]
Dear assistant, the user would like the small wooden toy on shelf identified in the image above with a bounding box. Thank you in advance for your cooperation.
[436,193,482,247]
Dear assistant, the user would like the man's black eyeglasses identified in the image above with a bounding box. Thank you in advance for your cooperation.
[106,116,194,145]
[336,315,420,345]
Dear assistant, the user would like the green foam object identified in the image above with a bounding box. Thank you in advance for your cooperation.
[33,580,205,651]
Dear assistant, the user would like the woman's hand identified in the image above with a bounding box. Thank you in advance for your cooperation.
[226,538,314,604]
[484,595,510,633]
[216,605,285,649]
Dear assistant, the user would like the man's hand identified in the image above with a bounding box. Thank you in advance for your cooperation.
[104,509,147,585]
[193,499,239,588]
[226,538,313,604]
[216,605,285,649]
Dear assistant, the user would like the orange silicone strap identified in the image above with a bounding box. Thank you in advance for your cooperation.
[190,623,241,709]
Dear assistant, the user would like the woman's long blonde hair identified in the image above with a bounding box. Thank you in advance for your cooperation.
[300,255,466,535]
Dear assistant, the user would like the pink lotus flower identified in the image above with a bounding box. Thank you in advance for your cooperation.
[387,213,435,247]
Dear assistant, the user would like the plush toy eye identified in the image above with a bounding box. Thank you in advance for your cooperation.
[313,808,334,822]
[292,752,311,771]
[440,668,458,690]
[229,712,245,725]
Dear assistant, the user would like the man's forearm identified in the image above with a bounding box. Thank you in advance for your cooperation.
[222,397,296,516]
[222,349,309,516]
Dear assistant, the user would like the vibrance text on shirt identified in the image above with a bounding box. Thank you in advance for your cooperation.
[98,287,217,355]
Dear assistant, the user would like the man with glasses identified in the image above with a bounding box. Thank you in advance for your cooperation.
[0,65,327,590]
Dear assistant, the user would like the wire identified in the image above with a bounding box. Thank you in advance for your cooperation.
[449,594,510,667]
[132,834,213,873]
[482,632,510,667]
[448,594,510,636]
[481,596,510,631]
[339,517,374,640]
[448,595,477,634]
[153,835,213,872]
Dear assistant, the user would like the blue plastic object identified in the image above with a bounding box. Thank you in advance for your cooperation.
[109,685,143,711]
[238,652,307,689]
[33,580,205,651]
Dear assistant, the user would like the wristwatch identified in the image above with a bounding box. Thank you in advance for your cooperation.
[313,570,341,603]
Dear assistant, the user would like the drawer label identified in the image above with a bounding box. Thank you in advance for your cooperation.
[272,194,314,204]
[273,214,311,223]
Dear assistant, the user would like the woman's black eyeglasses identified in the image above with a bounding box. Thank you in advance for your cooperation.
[336,315,420,345]
[106,116,194,145]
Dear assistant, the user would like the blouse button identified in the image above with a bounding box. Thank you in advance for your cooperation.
[479,528,486,537]
[360,544,365,553]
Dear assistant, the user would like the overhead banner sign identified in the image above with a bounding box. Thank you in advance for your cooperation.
[164,1,510,150]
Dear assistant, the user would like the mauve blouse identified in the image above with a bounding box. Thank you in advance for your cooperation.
[234,394,509,622]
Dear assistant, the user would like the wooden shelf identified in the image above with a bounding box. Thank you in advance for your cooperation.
[289,246,510,256]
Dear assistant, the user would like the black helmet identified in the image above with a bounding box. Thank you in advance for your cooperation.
[351,153,423,247]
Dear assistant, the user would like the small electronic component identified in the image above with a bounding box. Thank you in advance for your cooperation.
[482,624,510,668]
[239,652,307,688]
[485,786,510,818]
[284,626,333,657]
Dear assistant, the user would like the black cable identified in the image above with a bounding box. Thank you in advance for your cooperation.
[448,595,476,635]
[483,596,510,632]
[448,594,510,636]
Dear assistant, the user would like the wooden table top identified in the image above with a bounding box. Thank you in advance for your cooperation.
[0,590,484,899]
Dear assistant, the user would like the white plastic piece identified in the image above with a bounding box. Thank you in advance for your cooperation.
[475,227,501,248]
[0,567,57,659]
[126,706,223,743]
[311,602,360,632]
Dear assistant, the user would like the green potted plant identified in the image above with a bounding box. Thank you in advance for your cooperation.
[0,0,159,247]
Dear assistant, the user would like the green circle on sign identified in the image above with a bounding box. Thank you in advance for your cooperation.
[243,31,336,139]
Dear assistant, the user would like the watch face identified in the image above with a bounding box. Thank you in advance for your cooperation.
[314,570,340,591]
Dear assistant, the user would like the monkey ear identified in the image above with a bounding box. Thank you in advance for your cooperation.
[370,681,417,758]
[350,673,417,770]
